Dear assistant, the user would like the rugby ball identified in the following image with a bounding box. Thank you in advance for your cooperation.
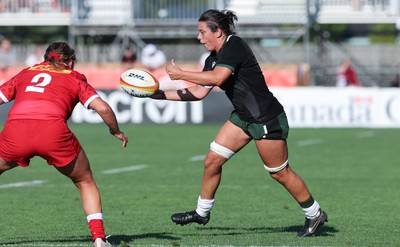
[120,68,159,97]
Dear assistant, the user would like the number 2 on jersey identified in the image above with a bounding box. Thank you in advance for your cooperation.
[25,73,51,93]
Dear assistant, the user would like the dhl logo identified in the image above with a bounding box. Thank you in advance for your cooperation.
[127,72,147,82]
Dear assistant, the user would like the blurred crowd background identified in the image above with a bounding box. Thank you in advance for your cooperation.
[1,0,400,88]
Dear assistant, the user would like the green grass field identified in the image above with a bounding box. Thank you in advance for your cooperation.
[0,124,399,247]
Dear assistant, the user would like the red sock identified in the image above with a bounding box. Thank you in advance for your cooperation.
[88,219,105,241]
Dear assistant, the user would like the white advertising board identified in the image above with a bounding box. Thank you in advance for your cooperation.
[272,87,400,128]
[13,87,395,128]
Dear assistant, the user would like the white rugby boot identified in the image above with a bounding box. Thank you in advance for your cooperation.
[93,238,113,247]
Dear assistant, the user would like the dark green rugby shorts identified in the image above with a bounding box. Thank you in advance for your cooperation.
[229,111,289,140]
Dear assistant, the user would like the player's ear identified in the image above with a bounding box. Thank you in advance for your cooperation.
[216,28,223,38]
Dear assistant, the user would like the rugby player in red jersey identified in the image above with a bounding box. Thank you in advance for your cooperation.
[0,41,127,247]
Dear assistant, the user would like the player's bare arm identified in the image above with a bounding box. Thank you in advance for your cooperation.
[166,59,232,87]
[151,84,212,101]
[89,97,128,147]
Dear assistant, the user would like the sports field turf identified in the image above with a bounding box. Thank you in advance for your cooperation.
[0,124,399,247]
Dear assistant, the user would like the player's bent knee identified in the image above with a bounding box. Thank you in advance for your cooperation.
[210,141,235,159]
[264,160,289,173]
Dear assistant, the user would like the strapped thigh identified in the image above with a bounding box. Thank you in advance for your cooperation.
[210,141,235,159]
[264,160,289,173]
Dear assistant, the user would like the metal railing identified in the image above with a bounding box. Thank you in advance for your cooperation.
[1,0,398,27]
[74,0,222,26]
[1,0,399,87]
[0,0,71,26]
[317,0,398,24]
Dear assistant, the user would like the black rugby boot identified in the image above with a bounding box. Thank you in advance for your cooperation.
[171,210,210,226]
[298,209,328,237]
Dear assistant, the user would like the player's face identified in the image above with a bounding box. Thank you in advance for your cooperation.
[197,21,219,52]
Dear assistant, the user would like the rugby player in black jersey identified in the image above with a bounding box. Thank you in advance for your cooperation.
[150,9,328,237]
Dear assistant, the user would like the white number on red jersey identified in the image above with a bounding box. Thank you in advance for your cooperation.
[25,73,52,93]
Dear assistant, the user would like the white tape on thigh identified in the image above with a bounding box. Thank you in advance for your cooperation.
[264,160,289,173]
[210,141,235,159]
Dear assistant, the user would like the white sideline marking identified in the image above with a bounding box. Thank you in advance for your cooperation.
[356,131,375,138]
[0,180,46,189]
[296,139,323,147]
[189,155,206,162]
[102,164,148,174]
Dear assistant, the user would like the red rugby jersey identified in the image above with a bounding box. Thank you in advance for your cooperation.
[0,62,99,121]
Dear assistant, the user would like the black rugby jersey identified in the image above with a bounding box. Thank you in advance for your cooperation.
[203,35,284,123]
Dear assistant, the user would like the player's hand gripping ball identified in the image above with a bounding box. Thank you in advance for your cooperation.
[120,68,159,97]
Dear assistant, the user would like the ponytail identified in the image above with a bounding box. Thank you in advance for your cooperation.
[44,41,77,70]
[198,9,238,35]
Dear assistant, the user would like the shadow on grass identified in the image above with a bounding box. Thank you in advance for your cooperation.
[107,224,337,245]
[191,224,338,237]
[0,233,179,246]
[0,225,337,246]
[0,236,91,245]
[108,232,180,245]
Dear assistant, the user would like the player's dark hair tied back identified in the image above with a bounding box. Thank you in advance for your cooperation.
[44,41,77,70]
[199,9,238,35]
[48,52,60,61]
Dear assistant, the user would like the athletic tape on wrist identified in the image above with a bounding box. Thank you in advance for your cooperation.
[177,89,199,100]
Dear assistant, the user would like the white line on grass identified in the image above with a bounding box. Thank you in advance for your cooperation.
[356,130,375,138]
[296,139,323,147]
[189,155,206,162]
[102,164,148,174]
[0,180,46,189]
